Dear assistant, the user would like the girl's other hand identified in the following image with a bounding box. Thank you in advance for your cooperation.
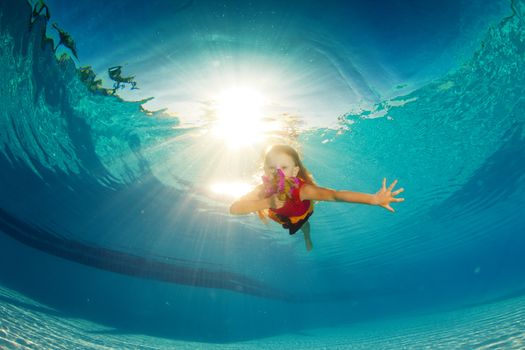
[373,178,405,212]
[268,194,286,209]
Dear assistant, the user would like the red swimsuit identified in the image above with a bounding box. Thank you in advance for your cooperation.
[267,178,314,235]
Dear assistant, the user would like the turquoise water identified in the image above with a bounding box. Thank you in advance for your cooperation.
[1,0,525,348]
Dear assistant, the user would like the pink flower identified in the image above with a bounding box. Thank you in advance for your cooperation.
[277,169,285,192]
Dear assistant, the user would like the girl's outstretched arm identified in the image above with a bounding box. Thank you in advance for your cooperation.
[300,178,405,212]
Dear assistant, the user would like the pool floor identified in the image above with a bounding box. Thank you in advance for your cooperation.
[1,285,524,349]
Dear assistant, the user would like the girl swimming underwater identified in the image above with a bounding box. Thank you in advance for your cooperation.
[229,144,405,251]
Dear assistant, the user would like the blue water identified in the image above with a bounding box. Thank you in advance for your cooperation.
[1,0,525,348]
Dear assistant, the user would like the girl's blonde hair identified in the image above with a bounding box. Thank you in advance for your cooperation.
[264,144,315,185]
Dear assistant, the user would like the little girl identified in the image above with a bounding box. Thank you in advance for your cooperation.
[229,145,405,251]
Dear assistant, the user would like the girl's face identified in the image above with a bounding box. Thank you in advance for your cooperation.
[264,152,299,178]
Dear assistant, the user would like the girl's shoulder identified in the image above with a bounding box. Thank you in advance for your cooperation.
[298,182,320,201]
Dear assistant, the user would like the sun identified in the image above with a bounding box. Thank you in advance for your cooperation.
[211,87,269,147]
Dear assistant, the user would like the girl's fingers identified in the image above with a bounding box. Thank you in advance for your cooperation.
[387,179,398,191]
[396,198,405,202]
[393,188,404,195]
[382,178,386,189]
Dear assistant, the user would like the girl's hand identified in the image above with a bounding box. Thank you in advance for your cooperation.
[373,178,405,212]
[268,194,286,209]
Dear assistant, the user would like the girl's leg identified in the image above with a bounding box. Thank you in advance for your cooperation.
[301,222,313,251]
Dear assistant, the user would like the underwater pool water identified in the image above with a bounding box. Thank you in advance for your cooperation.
[1,0,525,348]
